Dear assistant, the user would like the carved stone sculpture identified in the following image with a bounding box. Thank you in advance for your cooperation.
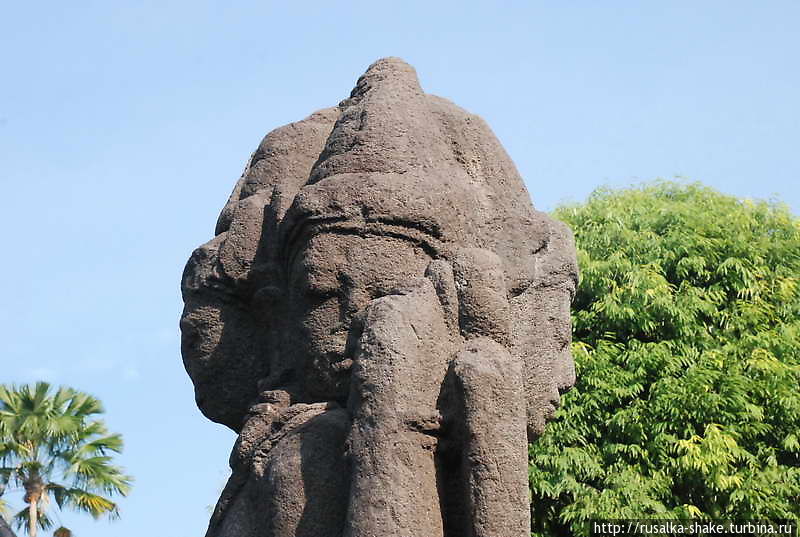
[0,516,17,537]
[180,58,578,537]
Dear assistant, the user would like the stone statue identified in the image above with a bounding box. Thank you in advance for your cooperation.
[0,516,17,537]
[180,58,578,537]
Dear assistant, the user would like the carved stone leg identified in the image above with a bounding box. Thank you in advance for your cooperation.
[451,337,530,537]
[345,281,454,537]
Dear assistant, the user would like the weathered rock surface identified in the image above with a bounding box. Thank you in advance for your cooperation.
[0,516,17,537]
[181,57,578,537]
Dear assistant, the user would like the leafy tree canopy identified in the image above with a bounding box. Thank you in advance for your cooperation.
[530,182,800,536]
[0,382,131,536]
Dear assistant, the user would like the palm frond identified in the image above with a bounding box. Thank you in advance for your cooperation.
[0,383,131,531]
[12,506,53,535]
[53,488,120,520]
[63,433,124,460]
[64,456,132,496]
[0,497,10,519]
[46,482,68,510]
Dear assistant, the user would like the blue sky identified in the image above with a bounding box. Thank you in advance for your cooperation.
[1,1,797,536]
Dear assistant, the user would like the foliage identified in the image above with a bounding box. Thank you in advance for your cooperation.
[530,182,800,536]
[0,382,132,536]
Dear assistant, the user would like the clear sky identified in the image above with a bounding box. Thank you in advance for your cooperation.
[1,1,797,536]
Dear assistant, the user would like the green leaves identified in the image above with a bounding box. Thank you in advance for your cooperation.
[0,382,132,535]
[531,182,800,536]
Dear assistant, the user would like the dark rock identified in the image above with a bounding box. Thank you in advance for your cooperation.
[182,57,578,537]
[0,517,16,537]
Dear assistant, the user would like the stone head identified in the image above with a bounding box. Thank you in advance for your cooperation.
[180,58,578,440]
[283,228,434,402]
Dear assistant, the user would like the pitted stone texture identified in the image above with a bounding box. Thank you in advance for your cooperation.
[0,516,17,537]
[345,279,453,537]
[182,57,579,537]
[449,338,530,537]
[207,405,350,537]
[181,109,338,430]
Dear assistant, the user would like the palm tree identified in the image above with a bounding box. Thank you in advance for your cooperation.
[0,382,132,536]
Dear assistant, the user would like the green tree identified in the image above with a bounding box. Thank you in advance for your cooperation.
[0,382,132,536]
[530,182,800,536]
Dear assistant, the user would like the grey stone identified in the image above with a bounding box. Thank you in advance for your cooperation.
[0,517,17,537]
[181,57,578,537]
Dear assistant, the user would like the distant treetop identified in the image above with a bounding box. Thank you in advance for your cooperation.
[530,181,800,536]
[0,382,132,537]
